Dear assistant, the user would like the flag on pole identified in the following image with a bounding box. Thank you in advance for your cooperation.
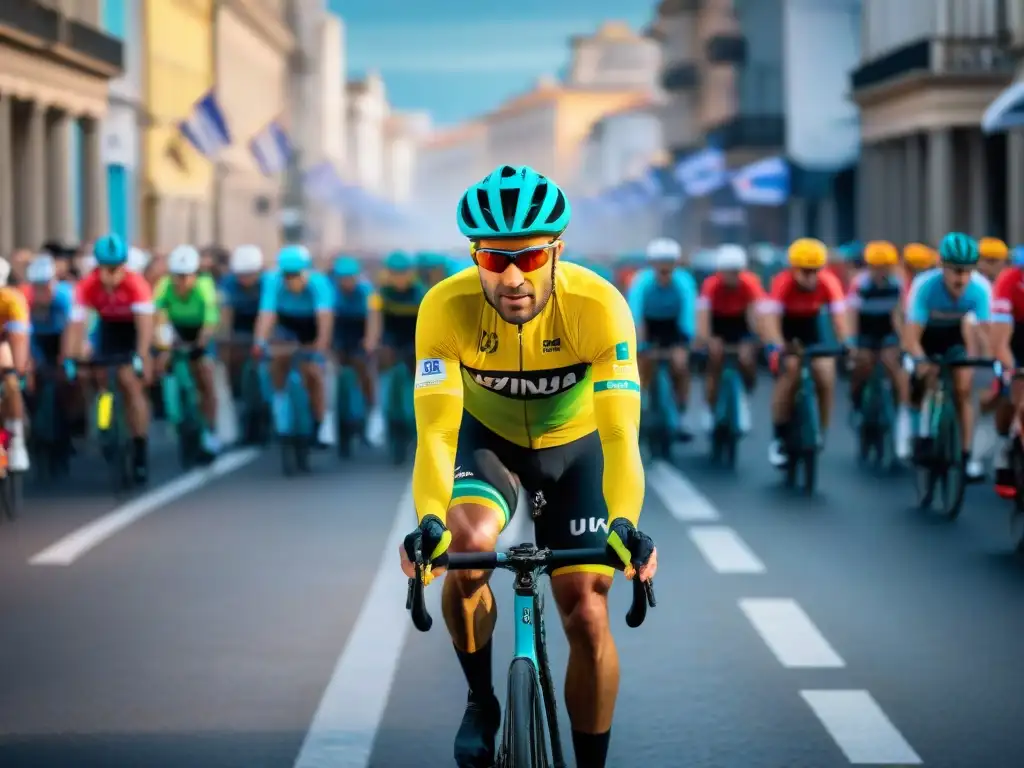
[249,119,292,176]
[673,147,728,197]
[731,156,790,206]
[177,90,231,158]
[303,162,348,204]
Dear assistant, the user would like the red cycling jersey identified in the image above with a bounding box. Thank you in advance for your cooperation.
[764,269,845,317]
[697,271,765,316]
[73,270,153,322]
[993,266,1024,323]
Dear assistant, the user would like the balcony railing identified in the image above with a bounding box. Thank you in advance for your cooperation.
[706,114,786,151]
[851,35,1013,91]
[661,61,700,91]
[0,0,122,75]
[706,32,747,65]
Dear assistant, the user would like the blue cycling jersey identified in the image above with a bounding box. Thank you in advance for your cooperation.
[906,268,992,326]
[258,270,334,317]
[626,267,698,338]
[219,273,263,316]
[29,281,74,335]
[335,278,373,319]
[848,271,902,316]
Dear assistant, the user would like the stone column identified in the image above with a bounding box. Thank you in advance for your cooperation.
[869,145,886,239]
[0,93,12,253]
[927,128,953,245]
[46,109,73,243]
[906,133,922,243]
[81,117,107,240]
[1010,131,1024,244]
[819,192,837,245]
[856,144,872,240]
[967,130,988,236]
[24,101,46,249]
[886,141,905,242]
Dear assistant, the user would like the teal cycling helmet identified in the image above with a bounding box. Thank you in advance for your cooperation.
[384,251,413,271]
[938,232,978,265]
[278,244,312,273]
[416,251,445,269]
[94,233,128,266]
[457,165,571,239]
[1013,245,1024,266]
[333,256,360,277]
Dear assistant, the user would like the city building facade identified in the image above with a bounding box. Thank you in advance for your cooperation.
[852,0,1013,244]
[565,21,662,90]
[346,71,388,196]
[214,0,293,254]
[141,0,215,250]
[0,1,122,252]
[413,122,489,247]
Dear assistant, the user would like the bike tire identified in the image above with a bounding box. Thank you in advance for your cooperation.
[937,407,965,520]
[533,590,564,768]
[335,369,354,458]
[3,471,22,520]
[499,658,549,768]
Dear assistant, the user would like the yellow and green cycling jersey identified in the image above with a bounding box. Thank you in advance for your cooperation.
[154,275,219,329]
[411,262,644,527]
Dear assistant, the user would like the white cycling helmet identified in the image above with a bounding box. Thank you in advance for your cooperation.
[646,237,682,262]
[78,254,97,275]
[230,244,263,274]
[127,246,150,273]
[717,243,748,271]
[168,244,201,275]
[27,254,56,284]
[0,257,10,287]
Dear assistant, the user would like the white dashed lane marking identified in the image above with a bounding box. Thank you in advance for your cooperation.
[802,690,923,765]
[688,525,766,573]
[739,598,845,669]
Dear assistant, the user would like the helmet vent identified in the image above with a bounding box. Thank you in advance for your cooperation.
[500,165,517,178]
[521,183,547,230]
[499,188,520,229]
[474,188,500,232]
[546,190,566,226]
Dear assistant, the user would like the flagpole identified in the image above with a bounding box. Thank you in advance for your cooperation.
[211,0,224,246]
[281,0,306,245]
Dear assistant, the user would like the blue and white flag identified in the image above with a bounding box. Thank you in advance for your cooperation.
[303,162,348,204]
[673,147,728,197]
[731,156,790,206]
[178,90,231,158]
[249,119,292,176]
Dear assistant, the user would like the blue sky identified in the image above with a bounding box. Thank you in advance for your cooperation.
[328,0,656,127]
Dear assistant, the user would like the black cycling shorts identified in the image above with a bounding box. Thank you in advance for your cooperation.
[276,313,318,345]
[448,411,613,576]
[334,317,367,356]
[382,314,417,352]
[921,324,965,358]
[232,310,258,336]
[856,313,898,350]
[781,315,821,346]
[644,318,688,349]
[95,320,137,358]
[710,314,752,345]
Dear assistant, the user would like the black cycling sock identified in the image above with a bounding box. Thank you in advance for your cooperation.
[455,635,494,701]
[133,437,147,461]
[571,730,610,768]
[772,421,785,440]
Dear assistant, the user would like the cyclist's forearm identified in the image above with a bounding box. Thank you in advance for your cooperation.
[846,308,859,340]
[314,310,333,349]
[695,307,709,342]
[902,323,924,358]
[253,310,275,343]
[134,313,154,355]
[9,333,28,373]
[992,324,1014,368]
[594,394,643,527]
[760,313,782,345]
[365,310,382,347]
[830,311,848,343]
[411,394,462,525]
[62,322,83,359]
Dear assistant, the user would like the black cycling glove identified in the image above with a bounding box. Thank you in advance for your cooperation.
[403,514,452,583]
[606,518,656,576]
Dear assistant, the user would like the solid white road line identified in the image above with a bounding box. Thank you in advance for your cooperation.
[689,526,766,573]
[647,460,720,521]
[802,690,922,765]
[739,598,845,668]
[292,484,414,768]
[28,448,260,566]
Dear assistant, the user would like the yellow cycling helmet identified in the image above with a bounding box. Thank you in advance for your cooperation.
[788,238,827,270]
[903,243,938,270]
[979,237,1009,260]
[864,240,899,266]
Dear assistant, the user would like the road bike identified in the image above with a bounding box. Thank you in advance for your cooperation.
[857,360,897,470]
[276,347,320,477]
[384,357,415,465]
[234,335,271,446]
[27,362,71,480]
[160,343,210,469]
[80,354,142,495]
[710,346,746,468]
[913,353,998,519]
[407,541,655,768]
[641,347,687,460]
[0,367,24,521]
[334,357,366,459]
[781,343,844,495]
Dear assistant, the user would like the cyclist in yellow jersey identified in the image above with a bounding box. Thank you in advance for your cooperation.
[399,164,656,768]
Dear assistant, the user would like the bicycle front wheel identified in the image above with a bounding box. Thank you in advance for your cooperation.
[499,658,549,768]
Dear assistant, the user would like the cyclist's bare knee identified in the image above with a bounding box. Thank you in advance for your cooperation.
[446,503,502,589]
[551,572,613,653]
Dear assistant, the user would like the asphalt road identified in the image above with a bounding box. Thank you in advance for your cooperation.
[0,384,1021,767]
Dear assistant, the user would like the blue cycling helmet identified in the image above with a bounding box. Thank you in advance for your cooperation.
[416,251,445,269]
[278,244,312,273]
[938,232,978,265]
[93,233,128,266]
[457,165,571,239]
[384,251,413,271]
[1013,245,1024,266]
[333,256,360,277]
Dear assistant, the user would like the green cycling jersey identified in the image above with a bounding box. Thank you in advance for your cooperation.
[154,275,220,328]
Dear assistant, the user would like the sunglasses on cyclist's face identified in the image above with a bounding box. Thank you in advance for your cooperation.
[795,267,821,279]
[282,270,303,280]
[943,264,972,277]
[474,242,556,274]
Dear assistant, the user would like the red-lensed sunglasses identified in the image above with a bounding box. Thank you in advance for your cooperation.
[473,241,557,274]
